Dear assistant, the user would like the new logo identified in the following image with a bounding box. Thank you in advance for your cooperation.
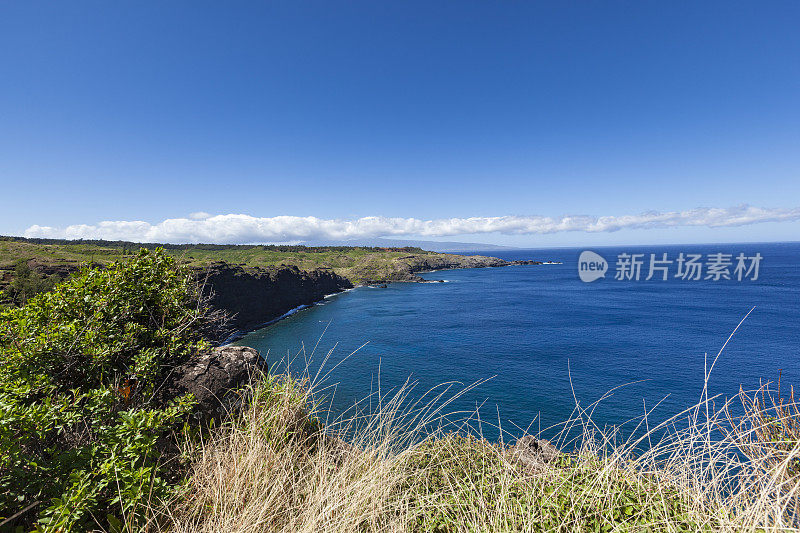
[578,251,607,282]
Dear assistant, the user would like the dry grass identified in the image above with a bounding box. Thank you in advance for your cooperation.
[135,316,800,532]
[138,358,800,533]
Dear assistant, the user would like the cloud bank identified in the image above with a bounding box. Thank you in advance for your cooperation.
[23,205,800,244]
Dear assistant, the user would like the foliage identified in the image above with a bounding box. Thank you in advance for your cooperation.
[1,261,60,308]
[0,249,212,531]
[0,238,439,285]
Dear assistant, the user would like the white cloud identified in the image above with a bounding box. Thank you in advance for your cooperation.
[188,211,211,220]
[22,205,800,244]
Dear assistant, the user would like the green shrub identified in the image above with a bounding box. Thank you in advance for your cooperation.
[1,260,60,308]
[0,249,212,531]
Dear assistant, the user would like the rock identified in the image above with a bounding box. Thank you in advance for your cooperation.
[198,263,353,340]
[153,345,356,468]
[509,260,544,266]
[368,253,558,283]
[507,436,560,473]
[157,345,263,421]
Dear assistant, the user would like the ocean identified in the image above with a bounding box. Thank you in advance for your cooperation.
[233,242,800,443]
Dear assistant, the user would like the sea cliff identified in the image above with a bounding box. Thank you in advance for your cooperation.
[199,262,353,338]
[197,255,544,339]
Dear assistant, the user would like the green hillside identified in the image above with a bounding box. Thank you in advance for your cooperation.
[0,236,495,289]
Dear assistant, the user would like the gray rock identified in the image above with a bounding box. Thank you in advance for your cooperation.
[507,436,560,473]
[158,345,262,421]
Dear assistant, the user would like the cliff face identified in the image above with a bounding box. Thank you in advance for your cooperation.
[199,263,353,337]
[405,254,509,272]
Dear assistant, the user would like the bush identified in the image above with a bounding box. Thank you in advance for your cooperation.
[1,260,60,307]
[0,249,213,531]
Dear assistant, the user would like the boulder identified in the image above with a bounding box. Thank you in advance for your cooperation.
[158,345,262,420]
[507,436,560,473]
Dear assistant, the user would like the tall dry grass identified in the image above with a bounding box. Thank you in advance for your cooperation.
[143,315,800,532]
[142,363,798,532]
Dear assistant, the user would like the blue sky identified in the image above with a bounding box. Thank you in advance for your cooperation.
[1,1,799,246]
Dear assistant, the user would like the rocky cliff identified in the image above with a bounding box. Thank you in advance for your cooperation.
[350,253,542,283]
[198,262,353,338]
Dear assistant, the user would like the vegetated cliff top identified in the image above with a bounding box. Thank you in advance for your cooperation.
[0,236,511,285]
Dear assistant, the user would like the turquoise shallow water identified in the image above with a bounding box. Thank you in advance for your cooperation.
[234,242,800,442]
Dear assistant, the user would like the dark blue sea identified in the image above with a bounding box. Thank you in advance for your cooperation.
[233,242,800,442]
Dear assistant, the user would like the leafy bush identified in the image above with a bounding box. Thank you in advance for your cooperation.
[0,249,213,531]
[1,260,60,308]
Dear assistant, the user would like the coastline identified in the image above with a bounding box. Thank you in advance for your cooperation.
[220,303,312,345]
[221,258,559,343]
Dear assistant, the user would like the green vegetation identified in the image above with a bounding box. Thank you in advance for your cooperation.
[0,261,61,308]
[0,249,212,531]
[400,434,699,532]
[0,236,443,287]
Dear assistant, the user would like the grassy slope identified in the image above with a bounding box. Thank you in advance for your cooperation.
[0,238,486,285]
[160,372,800,532]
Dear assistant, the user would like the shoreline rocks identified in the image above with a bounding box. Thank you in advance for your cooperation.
[6,254,558,340]
[357,255,551,284]
[199,255,553,337]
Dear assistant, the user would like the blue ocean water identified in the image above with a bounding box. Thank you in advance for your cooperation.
[234,242,800,442]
